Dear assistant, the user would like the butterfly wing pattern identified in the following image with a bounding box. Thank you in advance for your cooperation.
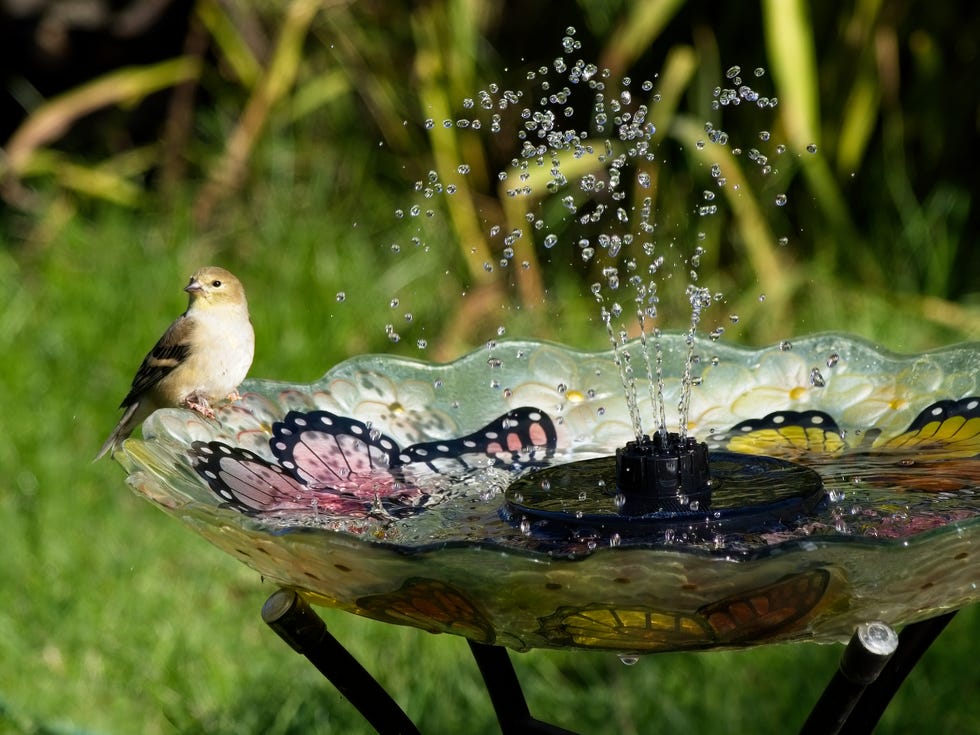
[875,396,980,458]
[708,409,846,458]
[191,406,558,517]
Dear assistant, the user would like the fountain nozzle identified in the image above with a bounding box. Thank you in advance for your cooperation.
[615,432,712,515]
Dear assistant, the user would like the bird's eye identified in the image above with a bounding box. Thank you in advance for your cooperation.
[211,280,222,287]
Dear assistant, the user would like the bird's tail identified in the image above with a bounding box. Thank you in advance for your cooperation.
[95,402,142,461]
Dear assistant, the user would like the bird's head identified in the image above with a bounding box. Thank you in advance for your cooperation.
[184,266,248,310]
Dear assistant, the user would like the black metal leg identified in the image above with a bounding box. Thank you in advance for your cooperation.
[800,611,957,735]
[262,588,421,735]
[837,611,957,735]
[467,641,579,735]
[799,621,899,735]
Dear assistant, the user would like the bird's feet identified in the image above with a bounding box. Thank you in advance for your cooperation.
[225,390,243,402]
[184,393,215,419]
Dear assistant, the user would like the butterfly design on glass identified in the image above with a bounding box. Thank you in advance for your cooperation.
[190,406,558,517]
[874,396,980,458]
[356,577,497,645]
[537,569,830,652]
[708,409,846,458]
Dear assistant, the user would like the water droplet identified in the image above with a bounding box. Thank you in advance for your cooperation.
[806,143,818,153]
[457,164,471,174]
[775,194,787,206]
[826,353,840,368]
[416,339,427,350]
[544,233,558,249]
[810,367,826,387]
[777,236,789,247]
[335,292,346,302]
[779,340,793,351]
[754,67,765,77]
[609,533,621,547]
[725,65,741,79]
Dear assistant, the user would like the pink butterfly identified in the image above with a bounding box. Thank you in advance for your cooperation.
[190,407,557,517]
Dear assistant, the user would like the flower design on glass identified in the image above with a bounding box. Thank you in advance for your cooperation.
[318,372,458,446]
[503,346,639,451]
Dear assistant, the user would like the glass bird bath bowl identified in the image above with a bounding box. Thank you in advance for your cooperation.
[118,333,980,658]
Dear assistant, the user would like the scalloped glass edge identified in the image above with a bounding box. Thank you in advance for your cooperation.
[115,332,980,653]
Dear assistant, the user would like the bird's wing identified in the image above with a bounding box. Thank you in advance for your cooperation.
[120,316,194,407]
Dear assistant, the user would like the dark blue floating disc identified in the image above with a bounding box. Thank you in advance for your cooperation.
[504,451,825,538]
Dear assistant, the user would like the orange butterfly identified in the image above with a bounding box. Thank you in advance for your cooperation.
[356,578,496,644]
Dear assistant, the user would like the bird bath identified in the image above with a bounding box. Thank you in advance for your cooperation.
[119,333,980,654]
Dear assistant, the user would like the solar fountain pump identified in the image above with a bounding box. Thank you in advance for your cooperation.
[615,431,711,515]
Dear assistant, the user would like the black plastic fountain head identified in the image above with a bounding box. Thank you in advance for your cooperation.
[615,432,711,515]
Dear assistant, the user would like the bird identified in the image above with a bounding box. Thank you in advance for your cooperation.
[96,266,255,460]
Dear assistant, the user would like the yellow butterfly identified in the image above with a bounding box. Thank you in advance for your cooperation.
[537,569,830,652]
[709,410,846,458]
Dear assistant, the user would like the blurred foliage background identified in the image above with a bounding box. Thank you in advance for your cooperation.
[1,0,978,733]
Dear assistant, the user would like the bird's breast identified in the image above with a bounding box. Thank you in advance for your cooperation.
[170,310,255,402]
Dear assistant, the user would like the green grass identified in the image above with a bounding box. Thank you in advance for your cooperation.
[2,2,978,733]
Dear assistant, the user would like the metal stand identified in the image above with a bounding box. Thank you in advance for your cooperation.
[261,588,957,735]
[835,611,957,735]
[467,640,577,735]
[262,589,421,735]
[800,620,900,735]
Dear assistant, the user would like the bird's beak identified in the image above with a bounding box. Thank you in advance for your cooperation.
[184,279,204,294]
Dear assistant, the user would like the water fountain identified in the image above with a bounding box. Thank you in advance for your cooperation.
[113,27,978,734]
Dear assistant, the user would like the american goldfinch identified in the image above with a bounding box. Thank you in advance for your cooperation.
[97,266,255,460]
